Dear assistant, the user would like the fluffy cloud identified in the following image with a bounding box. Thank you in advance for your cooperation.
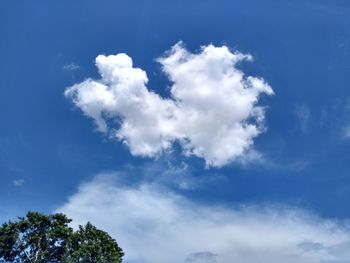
[57,173,350,263]
[65,42,273,167]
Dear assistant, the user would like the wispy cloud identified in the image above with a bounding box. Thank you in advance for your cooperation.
[62,63,80,71]
[294,103,311,134]
[57,173,350,263]
[340,100,350,139]
[314,98,350,140]
[13,179,24,187]
[65,42,273,167]
[185,252,218,263]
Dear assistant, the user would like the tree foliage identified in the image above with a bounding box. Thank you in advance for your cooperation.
[63,222,123,263]
[0,211,123,263]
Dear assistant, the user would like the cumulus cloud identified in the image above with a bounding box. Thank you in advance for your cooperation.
[65,42,273,167]
[57,173,350,263]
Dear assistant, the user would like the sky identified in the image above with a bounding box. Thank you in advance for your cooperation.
[1,0,350,262]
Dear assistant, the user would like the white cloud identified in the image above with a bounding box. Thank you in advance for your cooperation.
[65,42,273,167]
[57,173,350,263]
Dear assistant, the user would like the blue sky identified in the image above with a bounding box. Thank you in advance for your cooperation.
[1,1,350,262]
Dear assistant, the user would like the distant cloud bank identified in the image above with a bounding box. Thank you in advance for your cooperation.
[58,173,350,263]
[65,42,273,167]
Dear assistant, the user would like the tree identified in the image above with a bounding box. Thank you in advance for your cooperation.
[0,212,72,263]
[0,211,124,263]
[63,222,123,263]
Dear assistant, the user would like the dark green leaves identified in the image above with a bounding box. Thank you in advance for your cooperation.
[63,222,124,263]
[0,212,123,263]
